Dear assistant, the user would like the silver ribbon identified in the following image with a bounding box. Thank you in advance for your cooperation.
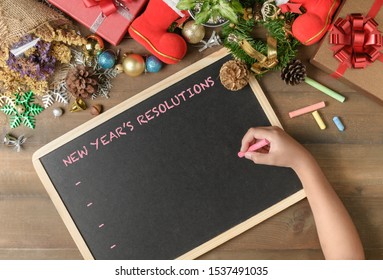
[90,3,133,33]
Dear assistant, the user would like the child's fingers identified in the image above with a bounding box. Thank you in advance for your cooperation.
[244,151,271,165]
[240,127,274,152]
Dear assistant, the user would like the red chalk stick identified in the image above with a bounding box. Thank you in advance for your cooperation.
[289,101,326,118]
[238,139,270,158]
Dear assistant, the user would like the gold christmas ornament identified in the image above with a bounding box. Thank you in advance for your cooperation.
[243,7,253,20]
[182,20,205,44]
[70,98,87,112]
[85,34,104,57]
[219,60,250,91]
[122,53,146,77]
[114,64,124,74]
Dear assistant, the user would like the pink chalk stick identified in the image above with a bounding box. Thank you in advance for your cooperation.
[289,101,326,118]
[238,139,270,158]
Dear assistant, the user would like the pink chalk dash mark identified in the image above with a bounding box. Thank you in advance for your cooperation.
[238,139,270,158]
[110,244,116,249]
[98,223,105,228]
[87,202,93,207]
[75,181,81,186]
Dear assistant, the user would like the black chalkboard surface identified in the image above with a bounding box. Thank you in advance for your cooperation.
[33,49,304,260]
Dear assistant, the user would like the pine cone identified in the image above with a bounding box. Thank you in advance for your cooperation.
[281,59,307,85]
[66,65,98,99]
[220,60,250,91]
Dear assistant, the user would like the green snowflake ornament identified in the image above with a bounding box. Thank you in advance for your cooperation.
[1,91,44,129]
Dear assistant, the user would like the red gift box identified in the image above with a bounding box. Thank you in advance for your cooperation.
[49,0,148,45]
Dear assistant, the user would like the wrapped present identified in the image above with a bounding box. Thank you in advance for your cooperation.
[49,0,148,45]
[311,0,383,105]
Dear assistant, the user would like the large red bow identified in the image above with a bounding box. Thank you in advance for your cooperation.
[330,13,383,77]
[83,0,118,16]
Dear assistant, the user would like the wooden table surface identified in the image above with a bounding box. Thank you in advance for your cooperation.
[0,36,382,260]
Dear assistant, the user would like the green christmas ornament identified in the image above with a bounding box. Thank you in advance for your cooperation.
[0,91,44,129]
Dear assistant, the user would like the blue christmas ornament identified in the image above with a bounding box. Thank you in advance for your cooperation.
[145,55,162,73]
[97,50,116,69]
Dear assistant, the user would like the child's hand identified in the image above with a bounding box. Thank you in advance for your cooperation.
[239,126,311,170]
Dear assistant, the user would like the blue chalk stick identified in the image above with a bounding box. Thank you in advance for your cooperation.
[333,116,345,131]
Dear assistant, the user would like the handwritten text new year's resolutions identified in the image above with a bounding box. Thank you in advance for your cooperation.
[62,76,215,167]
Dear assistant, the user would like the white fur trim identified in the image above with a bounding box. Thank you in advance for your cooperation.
[162,0,185,17]
[275,0,289,6]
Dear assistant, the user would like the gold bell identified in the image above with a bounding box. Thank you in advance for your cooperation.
[70,98,87,112]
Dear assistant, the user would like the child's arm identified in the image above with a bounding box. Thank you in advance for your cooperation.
[240,126,365,259]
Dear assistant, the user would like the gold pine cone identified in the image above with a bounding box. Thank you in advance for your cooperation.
[219,60,250,91]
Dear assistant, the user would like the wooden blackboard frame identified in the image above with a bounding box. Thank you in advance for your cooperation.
[33,48,306,259]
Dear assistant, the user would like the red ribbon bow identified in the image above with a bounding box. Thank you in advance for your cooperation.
[83,0,118,16]
[330,13,383,77]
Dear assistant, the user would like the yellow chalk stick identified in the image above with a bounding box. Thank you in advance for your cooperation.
[312,110,326,130]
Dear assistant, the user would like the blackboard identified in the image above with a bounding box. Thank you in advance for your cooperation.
[33,49,305,260]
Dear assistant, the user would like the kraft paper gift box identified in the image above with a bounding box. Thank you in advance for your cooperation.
[311,0,383,105]
[49,0,148,45]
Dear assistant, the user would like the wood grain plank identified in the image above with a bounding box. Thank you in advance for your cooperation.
[0,249,82,260]
[1,37,382,260]
[0,197,77,249]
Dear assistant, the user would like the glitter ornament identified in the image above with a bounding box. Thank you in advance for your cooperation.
[122,54,146,77]
[182,20,205,44]
[98,50,117,69]
[146,56,162,73]
[52,107,63,117]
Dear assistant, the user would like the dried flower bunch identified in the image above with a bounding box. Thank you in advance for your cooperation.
[6,35,57,81]
[0,0,86,99]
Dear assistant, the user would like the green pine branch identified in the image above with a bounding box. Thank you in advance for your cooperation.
[222,10,300,76]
